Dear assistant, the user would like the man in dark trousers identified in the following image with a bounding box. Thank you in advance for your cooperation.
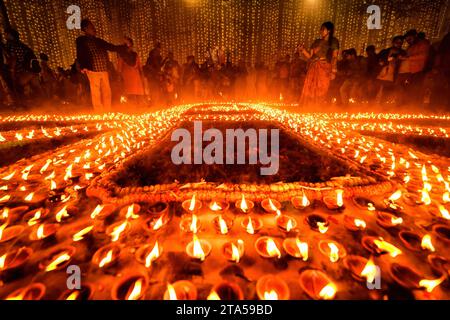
[76,19,126,113]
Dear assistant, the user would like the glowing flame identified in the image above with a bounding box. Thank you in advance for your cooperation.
[0,253,6,269]
[99,250,113,268]
[419,277,444,293]
[286,219,294,232]
[36,224,45,239]
[421,189,431,206]
[24,192,34,202]
[438,205,450,220]
[0,194,10,203]
[28,210,42,226]
[354,219,366,229]
[189,214,199,233]
[218,215,228,234]
[90,204,104,219]
[389,190,402,202]
[188,193,197,212]
[246,218,255,234]
[45,253,71,271]
[72,225,94,242]
[239,194,249,212]
[443,192,450,204]
[317,222,328,234]
[167,284,177,300]
[336,189,344,207]
[390,216,403,225]
[210,201,222,211]
[153,215,164,231]
[64,164,73,181]
[145,241,161,267]
[373,239,402,257]
[207,291,220,300]
[126,279,143,300]
[0,222,7,239]
[301,193,310,207]
[296,238,309,261]
[2,171,15,180]
[192,235,206,261]
[264,290,279,300]
[265,238,281,258]
[319,283,337,300]
[360,258,377,283]
[50,180,57,190]
[55,206,69,222]
[125,204,139,220]
[268,198,279,212]
[421,234,435,252]
[66,291,80,300]
[110,221,127,242]
[328,243,340,263]
[1,207,9,220]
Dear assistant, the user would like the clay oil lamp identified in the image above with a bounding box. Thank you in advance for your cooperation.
[235,194,254,213]
[383,189,404,211]
[23,191,46,206]
[212,214,233,235]
[92,243,121,269]
[72,223,95,242]
[283,238,309,261]
[299,269,337,300]
[402,192,422,207]
[241,216,263,235]
[209,200,230,214]
[54,205,79,223]
[397,231,423,252]
[305,214,329,234]
[362,236,402,257]
[5,283,46,300]
[186,235,211,261]
[120,203,140,220]
[318,240,347,263]
[276,214,297,232]
[23,208,49,226]
[135,241,162,267]
[376,211,403,229]
[343,255,378,283]
[0,247,33,274]
[106,220,130,242]
[146,202,169,216]
[261,198,281,214]
[29,223,59,241]
[255,236,282,259]
[343,215,367,231]
[39,246,76,272]
[431,204,450,220]
[182,193,202,214]
[59,284,94,300]
[427,255,450,277]
[112,274,148,300]
[2,206,29,224]
[89,203,117,220]
[222,239,244,263]
[353,196,377,212]
[144,213,170,232]
[180,213,201,233]
[0,222,24,243]
[164,281,197,300]
[323,189,344,211]
[432,224,450,244]
[389,263,444,293]
[207,281,244,300]
[256,275,290,300]
[291,192,312,211]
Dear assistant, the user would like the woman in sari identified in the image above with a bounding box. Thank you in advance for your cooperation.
[298,21,339,105]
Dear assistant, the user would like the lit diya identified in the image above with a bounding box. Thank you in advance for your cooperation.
[376,211,403,229]
[276,214,297,232]
[241,216,263,234]
[0,222,24,243]
[39,246,76,272]
[72,223,95,242]
[318,240,347,263]
[398,231,427,252]
[0,247,33,273]
[3,206,29,224]
[209,200,230,214]
[29,223,59,241]
[353,196,377,212]
[383,189,404,211]
[180,214,201,233]
[361,236,402,257]
[291,193,312,211]
[322,189,344,210]
[280,238,308,261]
[343,255,379,283]
[256,275,290,300]
[89,203,117,220]
[207,281,244,300]
[112,275,148,300]
[106,220,130,242]
[222,239,244,262]
[427,255,450,277]
[146,202,169,215]
[135,241,162,267]
[389,263,444,293]
[431,204,450,220]
[22,191,46,206]
[235,194,254,213]
[305,214,329,234]
[23,208,49,226]
[54,205,79,223]
[299,269,337,300]
[164,281,197,300]
[186,235,211,261]
[261,198,281,214]
[432,224,450,244]
[343,215,367,231]
[92,243,121,269]
[182,193,202,213]
[120,203,141,220]
[144,213,170,232]
[5,283,46,300]
[59,284,94,300]
[255,236,282,259]
[212,214,233,234]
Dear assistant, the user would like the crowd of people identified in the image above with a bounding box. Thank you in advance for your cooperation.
[1,19,450,113]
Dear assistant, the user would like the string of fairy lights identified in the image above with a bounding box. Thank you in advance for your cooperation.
[2,0,449,69]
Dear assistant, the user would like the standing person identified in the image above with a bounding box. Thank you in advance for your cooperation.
[436,32,450,108]
[76,19,126,113]
[117,37,145,103]
[39,53,57,99]
[364,45,380,102]
[298,21,339,106]
[144,42,163,105]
